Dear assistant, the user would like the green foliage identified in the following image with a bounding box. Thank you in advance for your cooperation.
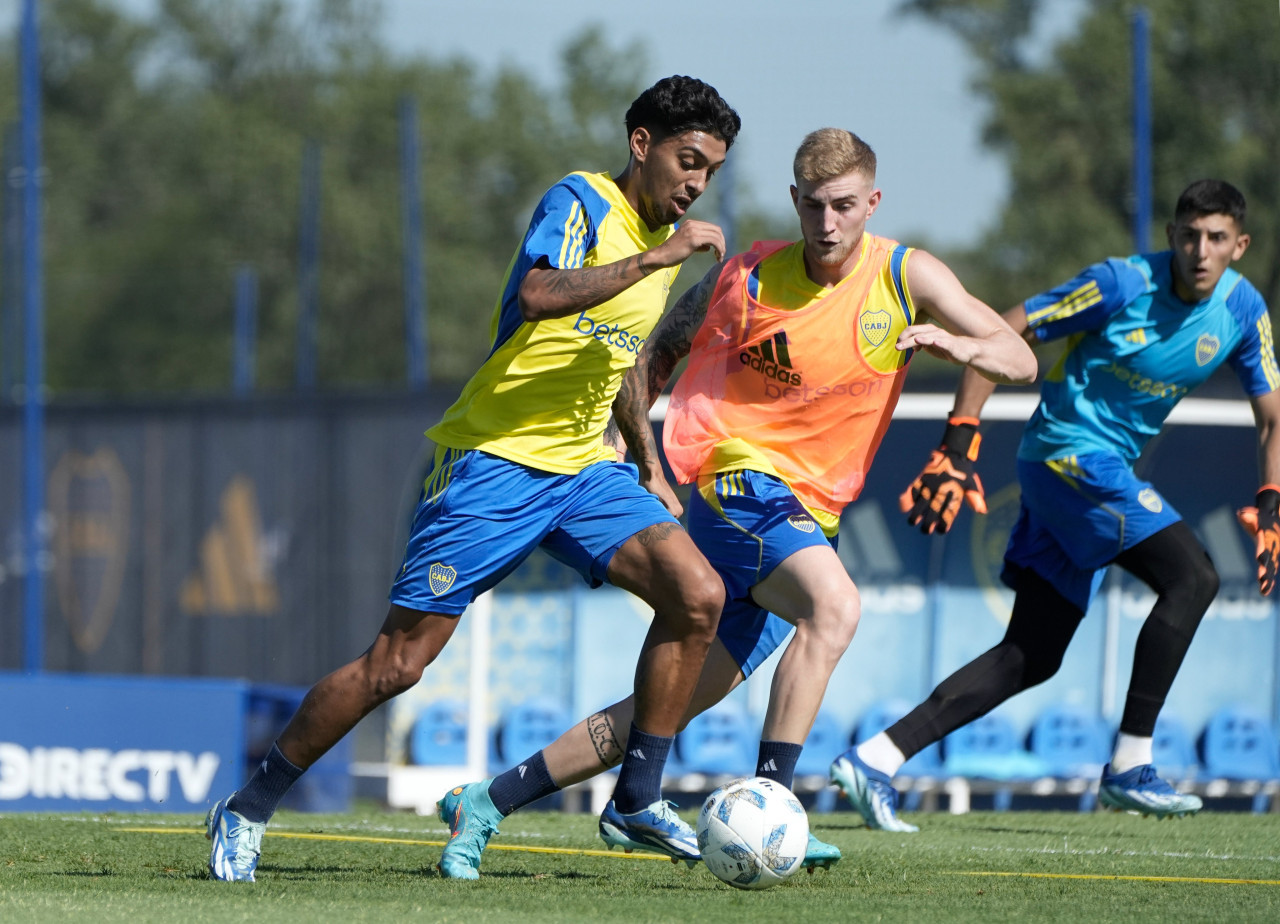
[4,809,1280,922]
[7,0,753,393]
[904,0,1280,316]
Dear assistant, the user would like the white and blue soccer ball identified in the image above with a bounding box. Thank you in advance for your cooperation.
[696,776,809,890]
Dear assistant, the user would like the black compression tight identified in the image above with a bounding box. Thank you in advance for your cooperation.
[1112,520,1218,736]
[886,568,1084,758]
[886,520,1217,758]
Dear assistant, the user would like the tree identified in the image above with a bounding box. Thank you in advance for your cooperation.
[3,1,787,394]
[904,0,1280,317]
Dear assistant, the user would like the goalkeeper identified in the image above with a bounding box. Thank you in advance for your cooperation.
[835,179,1280,830]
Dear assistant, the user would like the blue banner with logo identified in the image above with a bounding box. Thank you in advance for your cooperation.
[0,673,246,812]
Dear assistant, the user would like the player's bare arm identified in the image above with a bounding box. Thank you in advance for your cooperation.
[1252,389,1280,487]
[897,249,1037,386]
[517,220,726,323]
[610,262,723,516]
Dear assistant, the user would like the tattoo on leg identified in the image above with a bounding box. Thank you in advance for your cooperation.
[587,711,622,769]
[635,522,681,546]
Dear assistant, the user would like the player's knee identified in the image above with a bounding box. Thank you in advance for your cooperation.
[368,651,433,701]
[682,566,726,637]
[810,594,860,657]
[1184,551,1220,612]
[1018,643,1064,688]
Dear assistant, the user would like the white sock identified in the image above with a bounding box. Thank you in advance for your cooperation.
[1110,732,1153,773]
[856,732,906,778]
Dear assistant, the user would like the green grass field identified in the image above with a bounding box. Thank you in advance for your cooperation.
[4,806,1280,923]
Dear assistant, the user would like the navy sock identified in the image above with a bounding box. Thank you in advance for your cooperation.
[487,750,559,816]
[756,740,803,790]
[227,742,304,824]
[612,724,672,814]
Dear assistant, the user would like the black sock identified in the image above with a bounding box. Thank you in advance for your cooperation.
[487,750,559,816]
[755,740,803,790]
[227,742,304,823]
[612,724,672,814]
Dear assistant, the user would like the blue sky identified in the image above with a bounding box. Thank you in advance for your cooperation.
[6,0,1085,246]
[380,0,1084,247]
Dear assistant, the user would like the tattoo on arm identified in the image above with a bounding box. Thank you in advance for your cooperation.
[587,710,623,769]
[542,254,647,310]
[613,361,659,469]
[603,416,622,451]
[612,265,721,473]
[645,267,718,403]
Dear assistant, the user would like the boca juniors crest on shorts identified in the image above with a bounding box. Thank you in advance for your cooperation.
[428,563,457,595]
[787,514,817,533]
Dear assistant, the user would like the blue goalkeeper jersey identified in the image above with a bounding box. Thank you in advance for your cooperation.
[1019,251,1280,464]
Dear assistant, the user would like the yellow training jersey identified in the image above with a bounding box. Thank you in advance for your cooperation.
[427,172,680,474]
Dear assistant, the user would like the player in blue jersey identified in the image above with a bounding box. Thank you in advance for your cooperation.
[832,179,1280,831]
[204,76,741,882]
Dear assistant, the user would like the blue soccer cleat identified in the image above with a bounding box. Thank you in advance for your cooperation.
[830,750,919,833]
[436,780,504,880]
[206,794,266,882]
[1099,763,1203,819]
[801,831,841,872]
[599,799,700,867]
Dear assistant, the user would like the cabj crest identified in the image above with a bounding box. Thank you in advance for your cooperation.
[860,308,893,347]
[428,562,457,595]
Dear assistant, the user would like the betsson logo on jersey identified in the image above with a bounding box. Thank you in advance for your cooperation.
[739,331,888,403]
[1099,360,1188,400]
[573,312,646,354]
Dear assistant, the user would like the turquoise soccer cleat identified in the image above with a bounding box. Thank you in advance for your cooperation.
[436,780,504,880]
[206,794,266,882]
[599,799,700,867]
[801,831,841,871]
[830,750,919,834]
[1099,763,1203,819]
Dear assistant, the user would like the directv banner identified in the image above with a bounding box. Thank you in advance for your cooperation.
[0,673,246,812]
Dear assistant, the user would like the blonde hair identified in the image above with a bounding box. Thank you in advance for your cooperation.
[793,128,876,184]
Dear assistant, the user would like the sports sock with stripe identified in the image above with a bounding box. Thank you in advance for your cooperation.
[487,750,559,816]
[755,740,802,790]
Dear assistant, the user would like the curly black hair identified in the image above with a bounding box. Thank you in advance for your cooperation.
[1175,179,1247,227]
[624,76,741,148]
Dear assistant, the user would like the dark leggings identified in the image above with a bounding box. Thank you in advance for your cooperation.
[887,520,1219,758]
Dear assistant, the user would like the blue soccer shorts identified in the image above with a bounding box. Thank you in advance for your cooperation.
[687,470,837,678]
[1001,451,1182,612]
[389,447,678,615]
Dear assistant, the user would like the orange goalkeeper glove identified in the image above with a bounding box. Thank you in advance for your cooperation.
[1237,485,1280,596]
[900,417,987,535]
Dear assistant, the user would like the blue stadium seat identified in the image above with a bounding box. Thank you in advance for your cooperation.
[853,698,914,744]
[1150,713,1198,780]
[494,699,570,771]
[796,710,847,778]
[942,713,1023,780]
[1199,704,1280,781]
[677,703,756,776]
[1027,703,1109,778]
[409,699,469,766]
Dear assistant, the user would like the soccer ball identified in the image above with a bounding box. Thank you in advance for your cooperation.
[696,776,809,890]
